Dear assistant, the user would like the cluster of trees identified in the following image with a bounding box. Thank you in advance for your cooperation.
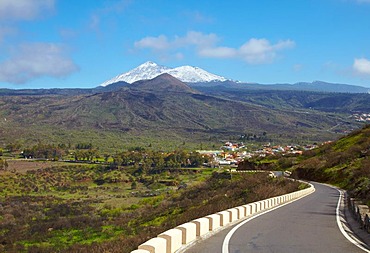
[73,149,99,161]
[75,143,93,150]
[15,142,99,162]
[239,132,269,142]
[3,141,210,171]
[22,143,65,160]
[5,142,21,152]
[111,150,209,172]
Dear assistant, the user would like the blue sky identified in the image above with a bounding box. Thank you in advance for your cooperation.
[1,0,370,89]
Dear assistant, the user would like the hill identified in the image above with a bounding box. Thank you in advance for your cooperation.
[129,73,197,93]
[195,87,370,113]
[191,80,370,94]
[292,125,370,203]
[0,75,367,151]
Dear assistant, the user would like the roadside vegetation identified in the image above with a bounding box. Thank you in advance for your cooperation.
[240,125,370,206]
[0,145,303,253]
[291,124,370,205]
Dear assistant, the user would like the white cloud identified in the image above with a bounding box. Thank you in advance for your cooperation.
[134,32,295,64]
[199,46,237,58]
[0,43,79,84]
[135,31,218,51]
[239,38,295,64]
[0,0,54,21]
[134,35,171,50]
[175,31,218,48]
[353,58,370,76]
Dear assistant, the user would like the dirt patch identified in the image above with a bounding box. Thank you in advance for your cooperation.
[2,160,57,174]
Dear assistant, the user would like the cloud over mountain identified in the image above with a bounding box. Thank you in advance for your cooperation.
[134,31,295,64]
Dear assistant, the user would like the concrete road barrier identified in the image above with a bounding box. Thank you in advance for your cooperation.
[138,237,167,253]
[176,222,197,245]
[235,206,246,219]
[191,218,210,237]
[227,208,239,222]
[206,214,221,231]
[217,210,231,226]
[131,182,314,253]
[243,204,253,216]
[131,250,151,253]
[158,228,183,253]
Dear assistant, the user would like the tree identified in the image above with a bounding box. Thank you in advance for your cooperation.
[6,142,21,152]
[0,158,8,170]
[131,181,137,190]
[152,152,165,170]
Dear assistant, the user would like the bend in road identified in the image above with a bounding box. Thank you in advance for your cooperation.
[186,182,369,253]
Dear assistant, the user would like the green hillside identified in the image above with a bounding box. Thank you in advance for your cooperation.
[292,125,370,204]
[195,87,370,113]
[0,75,367,151]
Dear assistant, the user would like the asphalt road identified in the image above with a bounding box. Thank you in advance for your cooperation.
[186,182,368,253]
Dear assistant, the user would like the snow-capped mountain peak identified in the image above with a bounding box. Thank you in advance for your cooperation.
[100,61,170,86]
[100,62,228,86]
[167,65,227,83]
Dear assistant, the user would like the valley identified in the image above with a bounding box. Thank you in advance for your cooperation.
[0,67,369,252]
[2,1,370,252]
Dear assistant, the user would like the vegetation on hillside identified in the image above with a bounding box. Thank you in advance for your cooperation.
[1,80,367,151]
[0,158,302,253]
[292,125,370,204]
[197,87,370,113]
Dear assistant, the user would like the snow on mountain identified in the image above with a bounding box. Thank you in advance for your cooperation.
[166,66,227,83]
[100,61,228,86]
[100,61,170,86]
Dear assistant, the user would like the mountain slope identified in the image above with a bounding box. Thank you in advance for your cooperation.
[0,75,362,151]
[100,61,228,86]
[194,88,370,113]
[292,125,370,202]
[191,80,370,94]
[129,73,197,93]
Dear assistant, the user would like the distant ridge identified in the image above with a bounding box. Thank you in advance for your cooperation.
[190,80,370,94]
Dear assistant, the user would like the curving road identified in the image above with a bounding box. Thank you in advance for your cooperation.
[186,182,369,253]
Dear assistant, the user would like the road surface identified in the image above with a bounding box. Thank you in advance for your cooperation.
[186,182,368,253]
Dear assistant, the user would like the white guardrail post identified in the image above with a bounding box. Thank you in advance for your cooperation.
[131,182,314,253]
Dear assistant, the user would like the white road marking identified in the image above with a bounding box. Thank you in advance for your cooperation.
[222,184,370,253]
[222,190,313,253]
